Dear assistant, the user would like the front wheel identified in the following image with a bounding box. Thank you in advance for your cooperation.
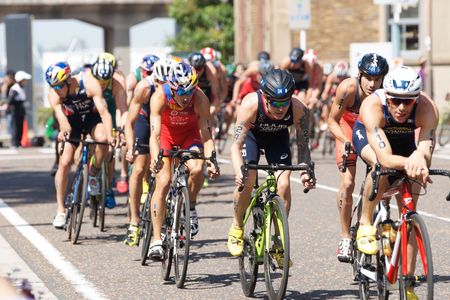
[398,214,433,300]
[98,162,107,232]
[239,211,259,297]
[264,196,290,300]
[72,164,88,244]
[140,191,153,266]
[438,123,450,147]
[174,187,191,288]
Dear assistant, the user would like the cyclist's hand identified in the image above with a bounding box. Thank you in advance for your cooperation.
[58,125,71,141]
[300,171,316,190]
[207,162,220,180]
[125,148,137,163]
[405,150,431,185]
[150,158,164,174]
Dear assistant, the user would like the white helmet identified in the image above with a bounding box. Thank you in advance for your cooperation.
[153,58,176,82]
[383,66,422,98]
[333,61,349,77]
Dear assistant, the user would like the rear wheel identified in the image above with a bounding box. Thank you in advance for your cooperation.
[438,123,450,147]
[72,164,88,244]
[239,209,259,297]
[174,187,190,288]
[140,183,154,265]
[264,196,290,300]
[398,214,433,300]
[161,194,174,281]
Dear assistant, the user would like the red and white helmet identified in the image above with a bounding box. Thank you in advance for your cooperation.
[303,49,318,63]
[200,47,216,62]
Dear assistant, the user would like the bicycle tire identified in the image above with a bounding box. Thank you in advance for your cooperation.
[438,124,450,147]
[174,187,191,288]
[398,214,433,300]
[99,162,107,232]
[161,194,174,281]
[90,198,98,227]
[239,210,259,297]
[72,164,88,244]
[376,252,389,300]
[357,252,374,300]
[141,180,155,266]
[264,195,290,300]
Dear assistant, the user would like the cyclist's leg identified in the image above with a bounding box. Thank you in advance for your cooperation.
[128,154,148,226]
[150,156,171,242]
[55,140,76,214]
[90,122,108,173]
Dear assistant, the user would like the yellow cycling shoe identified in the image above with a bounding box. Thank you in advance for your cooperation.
[227,225,244,257]
[356,224,378,255]
[406,288,418,300]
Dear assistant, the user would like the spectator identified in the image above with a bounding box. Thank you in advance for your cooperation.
[8,70,31,148]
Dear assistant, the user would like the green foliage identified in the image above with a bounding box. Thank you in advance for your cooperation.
[167,0,234,63]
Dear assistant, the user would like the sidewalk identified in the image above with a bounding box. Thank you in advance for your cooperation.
[0,233,57,299]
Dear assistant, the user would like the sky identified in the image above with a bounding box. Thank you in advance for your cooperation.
[0,17,176,71]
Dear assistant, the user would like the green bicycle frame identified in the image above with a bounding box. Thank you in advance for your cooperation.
[242,173,284,262]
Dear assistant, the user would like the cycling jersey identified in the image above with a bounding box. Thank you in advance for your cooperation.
[103,79,116,128]
[62,74,101,144]
[197,70,212,101]
[243,90,293,165]
[352,89,418,159]
[134,67,142,83]
[159,84,202,153]
[135,77,156,154]
[289,62,308,92]
[335,78,362,170]
[238,77,259,102]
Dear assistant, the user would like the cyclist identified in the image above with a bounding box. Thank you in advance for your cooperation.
[148,62,220,259]
[47,61,114,229]
[352,66,438,299]
[124,54,160,200]
[328,53,388,262]
[95,52,129,195]
[227,69,315,257]
[91,58,127,209]
[123,58,170,246]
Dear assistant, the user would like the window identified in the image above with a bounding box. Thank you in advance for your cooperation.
[387,3,421,58]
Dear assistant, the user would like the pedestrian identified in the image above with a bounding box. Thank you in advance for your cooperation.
[8,70,31,148]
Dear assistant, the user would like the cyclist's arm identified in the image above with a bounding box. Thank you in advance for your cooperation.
[48,89,70,133]
[195,89,215,157]
[125,73,137,107]
[149,88,165,162]
[328,78,354,143]
[206,63,220,107]
[230,92,257,176]
[279,57,290,70]
[415,92,439,165]
[321,74,334,101]
[361,95,405,169]
[124,80,150,150]
[113,77,128,129]
[232,64,258,102]
[293,96,312,164]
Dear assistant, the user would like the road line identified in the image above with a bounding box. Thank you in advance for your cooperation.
[0,154,54,161]
[0,199,108,300]
[218,158,450,224]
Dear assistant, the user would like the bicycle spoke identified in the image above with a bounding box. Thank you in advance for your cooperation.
[174,187,190,288]
[239,209,259,297]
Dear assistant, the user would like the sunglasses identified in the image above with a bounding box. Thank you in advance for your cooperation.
[52,83,65,90]
[268,99,291,108]
[387,97,416,106]
[174,88,195,96]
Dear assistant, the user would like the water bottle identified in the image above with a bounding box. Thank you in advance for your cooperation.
[381,219,393,256]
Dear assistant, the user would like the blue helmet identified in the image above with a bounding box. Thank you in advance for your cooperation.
[45,61,71,86]
[358,53,389,76]
[140,54,160,72]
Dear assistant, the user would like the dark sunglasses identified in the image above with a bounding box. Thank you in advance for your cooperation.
[387,97,416,106]
[52,83,65,90]
[174,88,195,96]
[268,99,291,108]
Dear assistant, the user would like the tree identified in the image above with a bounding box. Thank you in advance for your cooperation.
[167,0,234,63]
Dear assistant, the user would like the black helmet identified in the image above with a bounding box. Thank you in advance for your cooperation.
[259,60,273,76]
[188,52,206,71]
[257,51,270,61]
[260,69,295,100]
[92,58,114,81]
[358,53,389,76]
[289,47,304,63]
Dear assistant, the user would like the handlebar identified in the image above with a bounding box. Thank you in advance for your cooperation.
[238,161,316,193]
[369,163,450,201]
[59,133,112,155]
[341,142,352,173]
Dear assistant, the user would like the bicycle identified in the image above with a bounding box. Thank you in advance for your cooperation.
[214,103,228,154]
[160,148,219,288]
[352,163,450,299]
[238,162,315,300]
[438,108,450,147]
[60,133,110,244]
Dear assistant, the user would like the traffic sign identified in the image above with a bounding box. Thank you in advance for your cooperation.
[289,0,311,29]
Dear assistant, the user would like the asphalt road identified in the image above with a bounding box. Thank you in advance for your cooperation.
[1,144,450,300]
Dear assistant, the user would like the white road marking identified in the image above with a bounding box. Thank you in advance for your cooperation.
[218,158,450,224]
[0,199,108,300]
[0,154,54,161]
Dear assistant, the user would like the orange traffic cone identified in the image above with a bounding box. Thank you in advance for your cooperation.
[21,119,31,147]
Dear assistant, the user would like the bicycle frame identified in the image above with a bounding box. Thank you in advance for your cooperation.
[66,142,90,209]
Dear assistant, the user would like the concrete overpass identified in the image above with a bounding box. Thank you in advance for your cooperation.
[0,0,173,71]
